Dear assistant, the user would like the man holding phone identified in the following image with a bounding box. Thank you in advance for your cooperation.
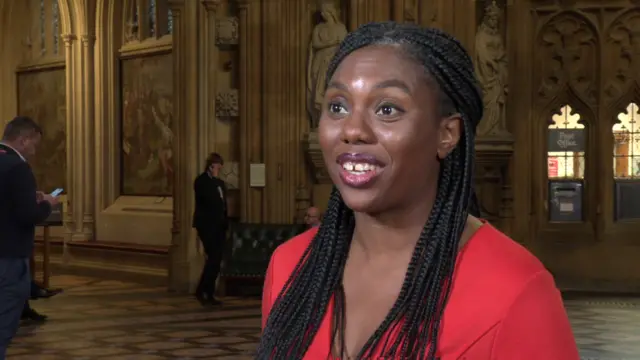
[0,116,58,358]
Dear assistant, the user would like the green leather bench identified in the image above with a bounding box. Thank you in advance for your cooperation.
[219,222,307,295]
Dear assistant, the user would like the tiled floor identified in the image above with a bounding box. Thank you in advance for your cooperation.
[567,297,640,360]
[6,275,640,359]
[9,275,261,359]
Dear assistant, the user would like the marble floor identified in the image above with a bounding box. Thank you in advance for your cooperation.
[6,275,640,359]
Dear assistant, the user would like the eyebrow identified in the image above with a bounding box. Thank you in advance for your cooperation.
[326,79,412,94]
[373,79,411,94]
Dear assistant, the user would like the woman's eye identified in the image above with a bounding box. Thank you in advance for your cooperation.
[328,102,348,114]
[376,104,402,117]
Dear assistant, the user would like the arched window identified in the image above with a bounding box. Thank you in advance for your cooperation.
[52,0,60,54]
[548,105,585,179]
[35,0,62,58]
[124,0,172,43]
[547,105,586,222]
[613,103,640,179]
[613,102,640,220]
[40,0,46,54]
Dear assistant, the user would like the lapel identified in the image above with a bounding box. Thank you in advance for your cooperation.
[0,143,19,158]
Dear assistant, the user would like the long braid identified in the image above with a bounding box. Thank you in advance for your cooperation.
[257,22,483,359]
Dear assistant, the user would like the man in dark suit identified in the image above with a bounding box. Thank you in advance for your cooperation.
[0,116,57,358]
[192,153,228,306]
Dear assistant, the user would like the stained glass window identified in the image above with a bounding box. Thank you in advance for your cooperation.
[167,8,173,35]
[613,103,640,179]
[40,0,46,54]
[52,0,59,54]
[547,105,586,179]
[149,0,157,37]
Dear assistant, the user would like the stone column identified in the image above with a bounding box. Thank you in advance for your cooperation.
[168,0,201,292]
[237,0,263,222]
[61,34,76,236]
[79,34,95,240]
[200,0,220,164]
[63,32,95,243]
[261,0,312,223]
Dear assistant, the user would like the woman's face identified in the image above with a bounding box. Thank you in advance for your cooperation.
[318,45,462,214]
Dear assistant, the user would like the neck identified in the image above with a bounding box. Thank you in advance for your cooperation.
[351,187,437,259]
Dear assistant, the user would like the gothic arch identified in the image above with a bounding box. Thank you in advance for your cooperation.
[609,83,640,126]
[541,86,596,128]
[539,10,599,37]
[535,10,600,109]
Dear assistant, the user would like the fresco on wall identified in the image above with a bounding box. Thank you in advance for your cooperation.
[120,53,173,196]
[17,67,66,193]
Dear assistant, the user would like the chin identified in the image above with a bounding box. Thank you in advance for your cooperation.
[337,186,383,214]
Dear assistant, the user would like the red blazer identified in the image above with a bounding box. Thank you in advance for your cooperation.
[262,224,580,359]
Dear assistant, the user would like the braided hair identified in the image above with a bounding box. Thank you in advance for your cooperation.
[257,22,483,359]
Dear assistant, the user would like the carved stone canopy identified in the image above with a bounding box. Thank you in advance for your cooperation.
[475,136,514,164]
[474,135,514,181]
[303,129,330,184]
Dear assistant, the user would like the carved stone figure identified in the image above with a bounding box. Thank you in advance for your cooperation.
[307,0,347,128]
[475,1,509,136]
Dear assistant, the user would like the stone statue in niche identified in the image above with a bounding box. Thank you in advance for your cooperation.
[307,0,347,128]
[475,1,509,136]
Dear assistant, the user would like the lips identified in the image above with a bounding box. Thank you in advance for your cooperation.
[336,153,385,188]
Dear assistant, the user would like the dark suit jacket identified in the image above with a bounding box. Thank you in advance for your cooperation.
[192,172,228,234]
[0,143,52,258]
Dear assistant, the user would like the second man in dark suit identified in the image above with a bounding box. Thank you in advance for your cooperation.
[0,116,57,358]
[192,153,228,306]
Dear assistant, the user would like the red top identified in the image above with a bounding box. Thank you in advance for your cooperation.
[262,224,580,359]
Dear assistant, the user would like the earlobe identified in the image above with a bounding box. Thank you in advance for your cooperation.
[436,115,462,159]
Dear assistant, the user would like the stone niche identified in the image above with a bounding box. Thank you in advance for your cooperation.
[303,129,330,184]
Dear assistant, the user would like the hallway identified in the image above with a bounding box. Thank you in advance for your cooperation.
[7,275,640,359]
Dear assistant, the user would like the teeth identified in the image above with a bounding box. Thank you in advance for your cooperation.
[342,162,378,172]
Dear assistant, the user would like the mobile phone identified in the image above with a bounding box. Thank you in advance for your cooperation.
[50,188,64,197]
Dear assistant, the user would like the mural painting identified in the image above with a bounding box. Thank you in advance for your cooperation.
[17,67,66,193]
[120,53,173,196]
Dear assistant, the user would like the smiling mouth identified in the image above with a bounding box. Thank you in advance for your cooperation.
[336,159,385,189]
[340,161,381,175]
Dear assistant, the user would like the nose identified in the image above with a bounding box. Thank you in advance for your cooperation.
[340,108,374,145]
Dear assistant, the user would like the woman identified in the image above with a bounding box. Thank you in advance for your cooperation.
[258,22,579,359]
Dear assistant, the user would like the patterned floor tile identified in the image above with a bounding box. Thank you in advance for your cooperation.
[7,275,640,359]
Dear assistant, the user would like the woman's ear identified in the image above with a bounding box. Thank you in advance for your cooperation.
[437,114,462,159]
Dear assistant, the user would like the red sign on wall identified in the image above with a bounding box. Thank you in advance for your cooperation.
[548,157,559,177]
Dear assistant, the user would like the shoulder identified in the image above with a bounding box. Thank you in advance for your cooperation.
[193,172,206,184]
[266,228,317,290]
[271,227,316,270]
[458,224,547,282]
[0,155,29,174]
[442,224,561,348]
